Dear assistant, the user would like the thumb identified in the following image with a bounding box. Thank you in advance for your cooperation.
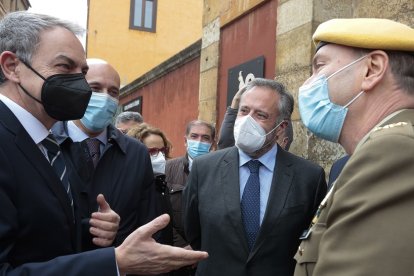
[136,214,170,240]
[96,194,111,212]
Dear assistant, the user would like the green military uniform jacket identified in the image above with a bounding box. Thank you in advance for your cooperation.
[294,109,414,276]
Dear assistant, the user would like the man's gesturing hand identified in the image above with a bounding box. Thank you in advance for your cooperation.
[115,214,208,275]
[90,194,120,247]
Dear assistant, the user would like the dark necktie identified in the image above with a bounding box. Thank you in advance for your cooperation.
[85,138,101,167]
[241,159,261,251]
[41,134,74,217]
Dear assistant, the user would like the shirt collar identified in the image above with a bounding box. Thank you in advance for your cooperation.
[187,155,193,171]
[0,94,49,144]
[67,120,108,145]
[238,144,278,172]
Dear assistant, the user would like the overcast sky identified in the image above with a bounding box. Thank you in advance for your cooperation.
[28,0,88,46]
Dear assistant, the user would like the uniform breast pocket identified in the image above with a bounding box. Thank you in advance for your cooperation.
[294,222,327,276]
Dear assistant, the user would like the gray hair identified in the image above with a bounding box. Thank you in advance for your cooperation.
[0,11,84,82]
[115,111,144,126]
[243,78,294,124]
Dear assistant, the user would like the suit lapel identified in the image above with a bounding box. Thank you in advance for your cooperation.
[221,147,250,253]
[0,102,75,231]
[248,148,294,261]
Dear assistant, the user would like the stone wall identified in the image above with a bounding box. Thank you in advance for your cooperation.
[198,0,268,123]
[198,16,220,123]
[199,0,414,173]
[275,0,414,173]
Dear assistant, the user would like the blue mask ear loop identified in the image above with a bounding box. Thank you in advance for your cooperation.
[326,55,369,81]
[325,55,369,108]
[344,90,364,108]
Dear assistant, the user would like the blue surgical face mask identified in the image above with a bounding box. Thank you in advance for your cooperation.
[298,55,367,142]
[80,92,119,132]
[186,139,211,158]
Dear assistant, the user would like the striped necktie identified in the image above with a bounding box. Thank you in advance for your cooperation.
[41,134,74,218]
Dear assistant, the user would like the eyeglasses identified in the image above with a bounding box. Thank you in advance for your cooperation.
[147,147,169,157]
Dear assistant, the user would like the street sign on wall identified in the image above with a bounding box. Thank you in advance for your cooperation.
[123,96,142,113]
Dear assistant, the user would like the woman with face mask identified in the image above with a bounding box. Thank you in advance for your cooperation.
[127,124,174,252]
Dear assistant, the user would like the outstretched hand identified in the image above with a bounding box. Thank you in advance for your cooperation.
[115,214,208,275]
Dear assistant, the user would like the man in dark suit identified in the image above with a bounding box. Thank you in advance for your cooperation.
[327,155,349,189]
[183,78,327,276]
[217,85,294,151]
[52,58,157,251]
[166,120,215,276]
[0,11,207,275]
[166,120,216,249]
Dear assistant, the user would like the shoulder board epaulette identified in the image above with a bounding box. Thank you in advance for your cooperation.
[372,122,408,133]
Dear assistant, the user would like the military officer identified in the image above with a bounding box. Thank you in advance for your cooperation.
[294,18,414,276]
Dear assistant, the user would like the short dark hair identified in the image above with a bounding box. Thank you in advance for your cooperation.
[185,120,216,140]
[386,51,414,95]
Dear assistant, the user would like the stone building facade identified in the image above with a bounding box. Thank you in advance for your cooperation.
[121,0,413,169]
[199,0,414,172]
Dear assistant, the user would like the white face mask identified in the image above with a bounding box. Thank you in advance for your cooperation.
[233,115,282,154]
[150,152,166,174]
